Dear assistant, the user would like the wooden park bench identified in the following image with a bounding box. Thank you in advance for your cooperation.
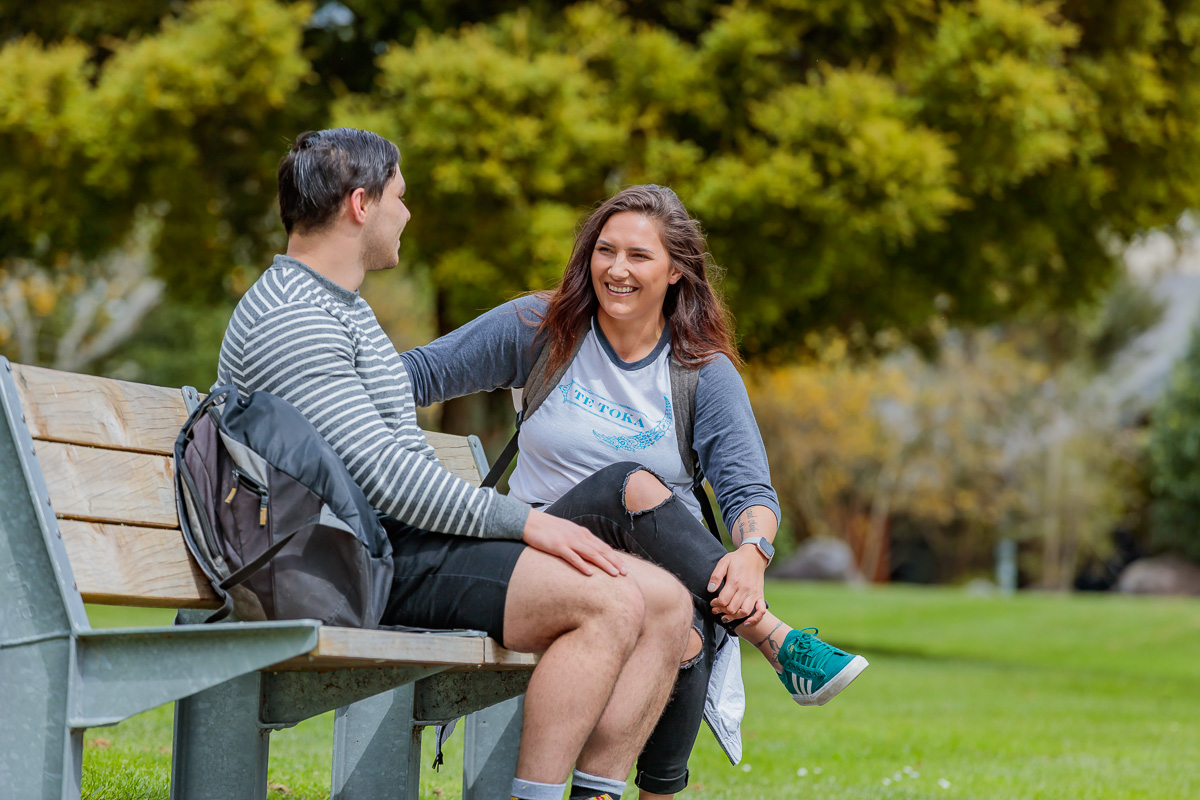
[0,358,536,800]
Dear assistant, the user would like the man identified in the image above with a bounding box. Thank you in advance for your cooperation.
[216,128,693,800]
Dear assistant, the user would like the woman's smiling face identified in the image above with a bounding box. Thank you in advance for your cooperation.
[590,211,682,332]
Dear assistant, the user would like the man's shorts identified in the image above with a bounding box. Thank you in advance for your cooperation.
[379,518,525,647]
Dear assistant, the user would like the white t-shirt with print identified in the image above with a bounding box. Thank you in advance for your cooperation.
[508,319,703,521]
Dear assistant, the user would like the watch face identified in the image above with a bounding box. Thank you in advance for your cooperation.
[745,537,773,560]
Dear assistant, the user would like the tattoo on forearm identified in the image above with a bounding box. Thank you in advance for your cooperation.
[736,510,760,545]
[754,621,783,653]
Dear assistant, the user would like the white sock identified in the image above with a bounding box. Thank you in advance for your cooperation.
[570,768,626,799]
[511,777,568,800]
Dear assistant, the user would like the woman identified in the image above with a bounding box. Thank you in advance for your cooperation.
[401,185,867,799]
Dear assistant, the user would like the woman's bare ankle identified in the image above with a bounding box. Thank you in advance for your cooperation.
[737,614,791,669]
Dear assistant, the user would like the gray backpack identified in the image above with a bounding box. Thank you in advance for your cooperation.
[174,386,394,627]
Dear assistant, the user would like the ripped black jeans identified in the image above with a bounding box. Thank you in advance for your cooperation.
[543,461,740,795]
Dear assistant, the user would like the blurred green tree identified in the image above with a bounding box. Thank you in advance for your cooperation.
[0,0,311,376]
[1148,323,1200,562]
[5,0,1200,399]
[336,0,1200,365]
[325,0,1200,434]
[751,321,1145,586]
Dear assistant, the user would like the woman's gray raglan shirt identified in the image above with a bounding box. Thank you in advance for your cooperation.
[399,295,781,531]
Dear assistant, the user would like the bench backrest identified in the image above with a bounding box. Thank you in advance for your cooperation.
[5,362,489,612]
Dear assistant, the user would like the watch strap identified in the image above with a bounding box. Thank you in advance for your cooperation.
[740,536,774,565]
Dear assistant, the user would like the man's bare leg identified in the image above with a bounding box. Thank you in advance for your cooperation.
[573,556,692,779]
[561,469,695,797]
[503,548,688,784]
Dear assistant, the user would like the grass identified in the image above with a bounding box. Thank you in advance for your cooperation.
[80,582,1200,799]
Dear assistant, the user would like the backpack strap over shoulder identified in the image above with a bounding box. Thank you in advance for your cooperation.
[521,321,589,423]
[668,356,699,480]
[669,357,722,542]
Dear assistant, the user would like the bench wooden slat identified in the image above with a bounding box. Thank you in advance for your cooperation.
[14,365,485,485]
[62,515,536,666]
[52,436,489,608]
[61,520,218,608]
[39,437,481,531]
[423,430,484,486]
[271,627,539,671]
[41,441,177,528]
[14,363,188,455]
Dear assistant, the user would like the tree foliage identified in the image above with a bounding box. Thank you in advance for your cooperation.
[0,0,312,372]
[5,0,1200,379]
[752,324,1142,585]
[335,0,1200,361]
[2,0,311,288]
[335,14,628,332]
[1148,323,1200,561]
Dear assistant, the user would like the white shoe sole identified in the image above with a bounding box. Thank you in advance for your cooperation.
[789,655,869,707]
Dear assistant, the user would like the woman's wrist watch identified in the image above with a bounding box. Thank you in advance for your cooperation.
[739,536,774,566]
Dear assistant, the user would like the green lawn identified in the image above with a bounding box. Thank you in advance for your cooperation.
[81,582,1200,799]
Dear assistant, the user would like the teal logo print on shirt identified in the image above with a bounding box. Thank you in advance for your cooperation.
[558,381,673,452]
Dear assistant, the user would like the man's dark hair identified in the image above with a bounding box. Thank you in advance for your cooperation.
[277,129,400,234]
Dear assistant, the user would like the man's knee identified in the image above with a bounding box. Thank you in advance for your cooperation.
[571,572,647,645]
[650,575,693,666]
[664,575,692,631]
[636,565,692,638]
[505,549,645,652]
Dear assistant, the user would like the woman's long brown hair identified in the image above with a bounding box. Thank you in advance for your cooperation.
[537,185,741,376]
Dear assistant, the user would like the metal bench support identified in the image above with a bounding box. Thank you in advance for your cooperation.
[464,695,524,800]
[332,672,529,800]
[172,672,272,800]
[0,358,85,799]
[333,683,423,800]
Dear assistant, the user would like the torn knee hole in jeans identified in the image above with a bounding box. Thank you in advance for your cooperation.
[681,624,704,669]
[620,466,674,520]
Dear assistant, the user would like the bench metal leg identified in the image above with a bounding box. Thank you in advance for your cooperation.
[464,695,523,800]
[1,359,87,799]
[332,683,421,800]
[171,672,270,800]
[62,728,84,800]
[0,637,83,800]
[331,673,528,800]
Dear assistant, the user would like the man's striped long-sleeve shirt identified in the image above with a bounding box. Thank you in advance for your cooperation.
[214,254,530,539]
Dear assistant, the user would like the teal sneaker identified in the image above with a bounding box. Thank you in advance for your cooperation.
[777,627,868,706]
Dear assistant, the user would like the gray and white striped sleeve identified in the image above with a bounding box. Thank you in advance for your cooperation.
[235,302,529,539]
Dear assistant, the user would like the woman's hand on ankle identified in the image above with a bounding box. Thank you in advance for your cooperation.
[707,548,767,625]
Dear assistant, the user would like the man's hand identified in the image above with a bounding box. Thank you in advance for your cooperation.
[707,545,768,625]
[522,508,627,577]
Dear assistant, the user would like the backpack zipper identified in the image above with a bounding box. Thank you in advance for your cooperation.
[226,467,269,526]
